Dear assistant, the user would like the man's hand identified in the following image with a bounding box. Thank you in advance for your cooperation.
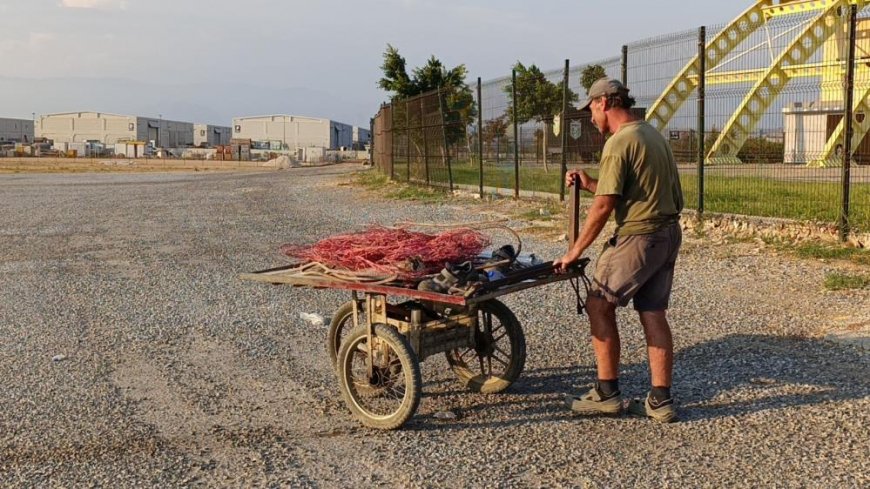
[565,169,594,193]
[553,250,581,273]
[565,169,580,189]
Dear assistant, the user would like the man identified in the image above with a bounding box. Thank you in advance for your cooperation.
[554,77,684,423]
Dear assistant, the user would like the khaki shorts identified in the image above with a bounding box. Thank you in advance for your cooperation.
[590,221,682,311]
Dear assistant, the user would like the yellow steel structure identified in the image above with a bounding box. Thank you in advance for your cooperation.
[762,0,865,19]
[809,78,870,166]
[808,16,870,166]
[689,59,869,85]
[648,0,870,166]
[707,1,864,164]
[645,0,776,133]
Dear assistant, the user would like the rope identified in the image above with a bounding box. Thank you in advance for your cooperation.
[392,219,523,266]
[287,262,398,285]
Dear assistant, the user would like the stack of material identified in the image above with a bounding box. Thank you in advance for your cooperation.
[224,138,251,161]
[280,226,491,282]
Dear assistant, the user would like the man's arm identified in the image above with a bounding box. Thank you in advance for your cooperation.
[554,194,617,271]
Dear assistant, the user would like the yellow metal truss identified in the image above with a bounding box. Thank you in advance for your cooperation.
[688,59,870,84]
[808,78,870,167]
[645,0,776,132]
[707,0,864,164]
[809,19,870,167]
[763,0,865,20]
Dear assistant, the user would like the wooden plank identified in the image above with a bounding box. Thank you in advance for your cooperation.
[568,182,581,247]
[238,271,469,305]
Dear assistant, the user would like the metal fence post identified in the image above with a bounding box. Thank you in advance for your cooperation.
[621,45,628,85]
[388,103,395,180]
[405,99,411,182]
[437,85,454,192]
[477,77,484,198]
[369,115,375,172]
[841,5,858,242]
[560,59,569,202]
[420,94,430,185]
[512,69,520,199]
[698,26,706,216]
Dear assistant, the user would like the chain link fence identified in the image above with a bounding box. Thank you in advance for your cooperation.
[374,3,870,240]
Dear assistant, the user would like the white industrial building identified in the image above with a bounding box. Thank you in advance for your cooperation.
[353,126,372,148]
[232,115,354,150]
[194,124,232,147]
[36,112,194,148]
[0,117,34,143]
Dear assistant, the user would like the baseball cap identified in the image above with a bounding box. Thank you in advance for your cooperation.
[578,77,629,111]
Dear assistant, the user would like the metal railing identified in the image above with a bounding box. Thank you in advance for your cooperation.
[373,4,870,240]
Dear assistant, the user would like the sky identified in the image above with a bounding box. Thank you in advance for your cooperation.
[0,0,747,127]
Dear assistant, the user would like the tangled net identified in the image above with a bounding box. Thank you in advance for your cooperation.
[280,226,491,282]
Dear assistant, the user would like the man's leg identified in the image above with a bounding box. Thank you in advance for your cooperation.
[629,309,678,422]
[638,309,673,387]
[565,295,622,414]
[587,295,620,381]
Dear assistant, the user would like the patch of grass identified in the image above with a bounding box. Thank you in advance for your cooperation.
[352,170,390,189]
[760,238,870,266]
[516,201,564,222]
[794,243,870,265]
[824,272,870,290]
[697,176,870,227]
[383,185,448,203]
[350,170,448,202]
[443,164,870,231]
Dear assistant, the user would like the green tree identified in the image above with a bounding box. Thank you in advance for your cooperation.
[581,64,607,92]
[481,115,509,162]
[378,45,416,97]
[378,45,475,154]
[505,61,577,171]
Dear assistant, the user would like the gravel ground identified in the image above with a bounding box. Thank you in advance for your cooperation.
[1,163,868,488]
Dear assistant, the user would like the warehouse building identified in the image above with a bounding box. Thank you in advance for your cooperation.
[36,112,194,148]
[0,117,34,143]
[232,115,353,150]
[353,126,372,149]
[194,124,232,147]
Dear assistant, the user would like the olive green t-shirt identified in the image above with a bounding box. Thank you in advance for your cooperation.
[595,120,684,236]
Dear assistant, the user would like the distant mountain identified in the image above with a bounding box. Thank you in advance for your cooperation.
[0,76,376,127]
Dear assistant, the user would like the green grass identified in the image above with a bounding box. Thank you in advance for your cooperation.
[793,243,870,266]
[383,185,448,203]
[351,170,449,203]
[352,170,391,189]
[824,272,870,290]
[439,164,869,231]
[759,237,870,267]
[697,176,869,226]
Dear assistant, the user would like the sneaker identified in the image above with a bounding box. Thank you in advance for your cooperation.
[417,266,461,293]
[626,393,678,423]
[565,384,623,416]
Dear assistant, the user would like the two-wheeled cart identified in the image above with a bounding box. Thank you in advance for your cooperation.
[241,258,590,430]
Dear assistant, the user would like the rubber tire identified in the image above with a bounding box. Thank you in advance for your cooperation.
[327,301,363,368]
[336,324,422,430]
[445,299,526,394]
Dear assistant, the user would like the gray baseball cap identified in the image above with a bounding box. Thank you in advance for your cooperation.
[578,77,629,111]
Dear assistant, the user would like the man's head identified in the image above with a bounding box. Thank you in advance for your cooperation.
[579,77,636,134]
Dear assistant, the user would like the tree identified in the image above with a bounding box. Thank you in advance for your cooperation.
[481,116,509,162]
[581,64,607,92]
[504,62,577,171]
[378,44,415,97]
[378,45,476,156]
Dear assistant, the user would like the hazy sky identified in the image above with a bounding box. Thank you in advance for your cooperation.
[0,1,746,126]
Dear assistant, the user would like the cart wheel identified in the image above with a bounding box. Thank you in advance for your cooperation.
[445,299,526,394]
[327,301,366,368]
[336,324,422,430]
